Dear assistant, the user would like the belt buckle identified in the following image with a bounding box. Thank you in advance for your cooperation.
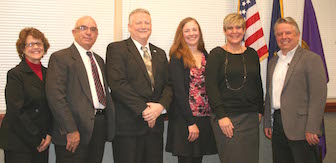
[95,109,104,115]
[273,109,281,114]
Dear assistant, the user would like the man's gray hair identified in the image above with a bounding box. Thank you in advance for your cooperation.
[128,8,151,24]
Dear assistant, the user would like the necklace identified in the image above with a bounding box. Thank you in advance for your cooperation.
[223,46,247,91]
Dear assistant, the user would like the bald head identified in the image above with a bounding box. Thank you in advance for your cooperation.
[74,16,96,28]
[72,16,98,50]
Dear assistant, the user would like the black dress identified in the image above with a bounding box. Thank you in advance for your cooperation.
[166,53,217,157]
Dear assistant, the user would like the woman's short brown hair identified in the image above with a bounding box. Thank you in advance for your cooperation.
[16,27,50,60]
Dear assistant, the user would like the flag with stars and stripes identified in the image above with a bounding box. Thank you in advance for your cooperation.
[238,0,268,61]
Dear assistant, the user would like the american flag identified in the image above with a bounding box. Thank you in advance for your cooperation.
[238,0,268,61]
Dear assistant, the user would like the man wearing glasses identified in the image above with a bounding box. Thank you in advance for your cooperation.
[46,16,115,163]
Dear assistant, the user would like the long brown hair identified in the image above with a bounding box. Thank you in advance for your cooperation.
[169,17,205,68]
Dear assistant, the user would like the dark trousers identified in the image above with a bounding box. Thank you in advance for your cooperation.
[112,131,163,163]
[55,114,106,163]
[178,156,203,163]
[4,149,48,163]
[272,110,320,163]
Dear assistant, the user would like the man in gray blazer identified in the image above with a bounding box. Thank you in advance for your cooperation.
[46,16,115,163]
[264,17,327,163]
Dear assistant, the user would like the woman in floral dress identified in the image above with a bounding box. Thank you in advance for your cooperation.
[166,17,217,163]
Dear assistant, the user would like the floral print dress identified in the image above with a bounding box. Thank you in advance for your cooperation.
[189,54,210,117]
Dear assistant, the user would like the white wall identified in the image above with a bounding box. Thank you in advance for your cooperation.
[0,0,115,112]
[0,0,335,112]
[0,1,335,163]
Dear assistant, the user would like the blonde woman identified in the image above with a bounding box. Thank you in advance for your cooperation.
[205,13,263,163]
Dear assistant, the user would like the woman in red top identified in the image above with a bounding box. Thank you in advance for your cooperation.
[166,17,217,163]
[0,27,52,163]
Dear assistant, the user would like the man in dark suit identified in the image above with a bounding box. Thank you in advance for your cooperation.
[46,16,115,163]
[106,8,172,163]
[264,17,327,163]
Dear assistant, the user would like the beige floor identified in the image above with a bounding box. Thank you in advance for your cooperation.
[0,112,335,163]
[323,112,336,163]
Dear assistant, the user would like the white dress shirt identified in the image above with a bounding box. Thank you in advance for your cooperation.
[272,45,298,110]
[74,41,106,109]
[131,38,152,59]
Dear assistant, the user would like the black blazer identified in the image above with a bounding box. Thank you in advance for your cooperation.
[168,52,208,126]
[106,38,172,136]
[0,59,52,152]
[46,44,115,145]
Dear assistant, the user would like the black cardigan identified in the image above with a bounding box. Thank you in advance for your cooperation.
[168,51,208,126]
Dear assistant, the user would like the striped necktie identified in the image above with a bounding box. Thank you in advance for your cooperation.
[86,51,106,106]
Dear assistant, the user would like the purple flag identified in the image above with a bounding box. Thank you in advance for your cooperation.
[302,0,329,82]
[302,0,329,160]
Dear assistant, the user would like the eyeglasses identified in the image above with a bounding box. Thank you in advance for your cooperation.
[25,42,43,48]
[75,25,98,32]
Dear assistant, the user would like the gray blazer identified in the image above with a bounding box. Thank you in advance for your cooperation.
[46,44,115,145]
[264,46,327,140]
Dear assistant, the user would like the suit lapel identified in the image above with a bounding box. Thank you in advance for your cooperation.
[94,52,109,93]
[282,46,303,89]
[42,66,47,82]
[69,44,93,105]
[94,52,105,77]
[268,56,279,96]
[149,43,158,79]
[126,38,152,85]
[20,60,44,87]
[41,66,47,88]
